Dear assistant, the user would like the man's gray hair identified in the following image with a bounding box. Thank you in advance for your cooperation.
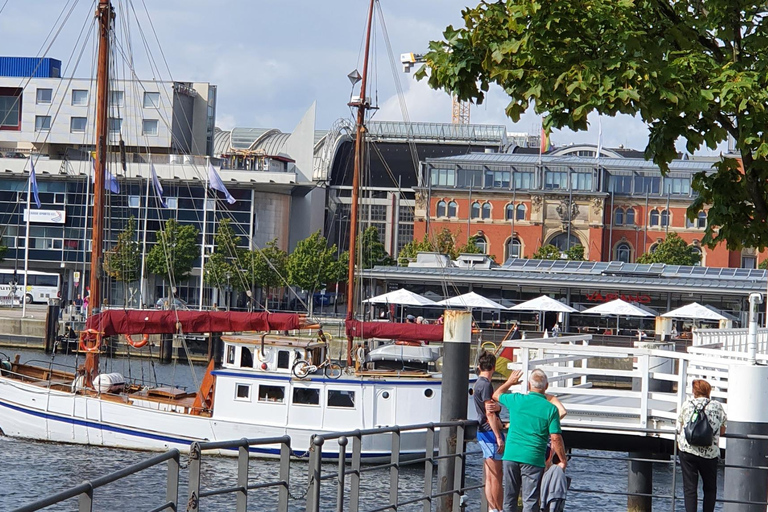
[529,369,548,391]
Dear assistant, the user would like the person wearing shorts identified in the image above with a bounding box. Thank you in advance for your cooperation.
[475,351,505,512]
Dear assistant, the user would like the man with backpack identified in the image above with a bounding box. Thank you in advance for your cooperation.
[677,379,727,512]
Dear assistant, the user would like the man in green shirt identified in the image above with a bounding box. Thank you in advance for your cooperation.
[493,369,567,512]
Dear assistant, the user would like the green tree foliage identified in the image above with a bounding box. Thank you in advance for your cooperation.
[358,226,395,269]
[146,218,199,284]
[0,245,7,262]
[103,216,141,302]
[398,228,483,265]
[636,233,701,266]
[287,231,343,314]
[420,1,768,249]
[759,259,768,270]
[532,244,585,261]
[247,239,289,296]
[204,218,247,293]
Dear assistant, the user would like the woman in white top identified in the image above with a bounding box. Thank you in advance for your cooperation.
[676,379,727,512]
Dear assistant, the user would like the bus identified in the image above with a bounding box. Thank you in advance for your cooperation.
[0,269,61,304]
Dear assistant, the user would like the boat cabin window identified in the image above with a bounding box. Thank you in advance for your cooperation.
[258,385,285,403]
[226,345,235,365]
[328,390,355,408]
[235,384,251,401]
[277,350,290,369]
[241,347,253,368]
[293,387,320,406]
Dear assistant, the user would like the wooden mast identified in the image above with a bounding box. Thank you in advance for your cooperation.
[85,0,113,383]
[345,0,375,366]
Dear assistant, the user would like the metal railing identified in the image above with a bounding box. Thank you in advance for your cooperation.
[13,449,180,512]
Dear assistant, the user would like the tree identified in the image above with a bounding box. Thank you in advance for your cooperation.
[204,218,247,300]
[0,245,6,262]
[146,218,199,285]
[359,226,395,269]
[397,227,479,265]
[247,239,288,307]
[103,216,141,306]
[420,1,768,249]
[532,244,585,261]
[287,231,343,315]
[637,233,701,266]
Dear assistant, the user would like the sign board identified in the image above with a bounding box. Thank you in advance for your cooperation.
[73,271,81,285]
[23,209,66,224]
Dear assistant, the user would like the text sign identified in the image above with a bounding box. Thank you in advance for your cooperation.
[586,292,651,304]
[23,209,66,224]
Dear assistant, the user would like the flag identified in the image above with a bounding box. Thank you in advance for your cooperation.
[208,162,236,204]
[29,161,41,209]
[150,163,167,208]
[90,151,120,193]
[540,127,551,153]
[596,115,603,161]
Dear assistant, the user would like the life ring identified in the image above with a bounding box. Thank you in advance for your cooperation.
[78,329,102,353]
[125,333,150,348]
[481,341,498,353]
[395,340,423,347]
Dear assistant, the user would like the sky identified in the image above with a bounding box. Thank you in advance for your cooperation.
[0,0,709,154]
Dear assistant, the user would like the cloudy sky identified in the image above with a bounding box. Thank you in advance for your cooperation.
[0,0,709,153]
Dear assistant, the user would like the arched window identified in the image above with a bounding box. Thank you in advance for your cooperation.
[482,203,492,219]
[649,243,660,253]
[447,201,457,217]
[660,209,670,227]
[614,208,624,225]
[649,210,660,227]
[505,204,514,220]
[471,202,481,219]
[697,211,707,228]
[506,238,522,260]
[691,246,703,266]
[436,200,446,217]
[625,208,635,225]
[474,235,488,254]
[549,233,581,251]
[515,204,526,221]
[686,215,695,228]
[616,242,632,263]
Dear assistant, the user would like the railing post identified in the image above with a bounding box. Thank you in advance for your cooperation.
[638,353,649,428]
[349,432,362,512]
[676,358,688,412]
[278,437,290,512]
[521,347,530,394]
[78,484,93,512]
[390,427,400,510]
[336,436,348,512]
[423,424,434,512]
[306,436,324,512]
[237,439,249,512]
[187,442,202,512]
[452,422,466,512]
[167,450,180,512]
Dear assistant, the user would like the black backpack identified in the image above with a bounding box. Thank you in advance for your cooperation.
[684,399,714,447]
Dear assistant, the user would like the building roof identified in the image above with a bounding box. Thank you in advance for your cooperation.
[362,258,767,295]
[366,121,507,145]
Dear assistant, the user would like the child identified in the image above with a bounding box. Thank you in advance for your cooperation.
[540,452,569,512]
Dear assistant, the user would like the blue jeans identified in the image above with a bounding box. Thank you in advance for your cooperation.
[503,460,544,512]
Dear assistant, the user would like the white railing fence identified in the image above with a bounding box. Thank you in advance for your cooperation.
[693,327,768,352]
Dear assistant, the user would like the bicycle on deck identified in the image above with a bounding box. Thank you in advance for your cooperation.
[291,329,342,379]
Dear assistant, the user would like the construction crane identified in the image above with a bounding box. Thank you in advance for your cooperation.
[401,52,470,125]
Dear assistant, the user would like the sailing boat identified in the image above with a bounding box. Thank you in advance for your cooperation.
[0,0,474,461]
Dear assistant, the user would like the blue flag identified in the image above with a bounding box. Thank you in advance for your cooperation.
[208,162,235,204]
[90,152,120,193]
[29,161,41,209]
[150,163,167,208]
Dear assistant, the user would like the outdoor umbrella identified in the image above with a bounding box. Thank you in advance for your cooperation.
[438,292,507,310]
[581,298,655,332]
[661,302,727,321]
[508,295,578,331]
[363,289,436,307]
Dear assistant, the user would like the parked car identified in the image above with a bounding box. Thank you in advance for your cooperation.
[155,297,188,310]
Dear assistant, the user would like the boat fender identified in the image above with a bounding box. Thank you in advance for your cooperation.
[0,359,11,375]
[71,375,86,393]
[125,333,150,348]
[92,372,126,394]
[78,329,102,353]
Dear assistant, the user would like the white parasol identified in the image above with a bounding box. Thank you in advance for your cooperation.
[508,295,579,314]
[362,289,437,307]
[438,292,507,310]
[662,302,727,321]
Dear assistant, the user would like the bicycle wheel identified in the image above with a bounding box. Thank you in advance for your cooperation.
[292,359,311,379]
[324,363,342,379]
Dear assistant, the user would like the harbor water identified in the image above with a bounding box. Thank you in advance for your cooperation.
[0,349,724,511]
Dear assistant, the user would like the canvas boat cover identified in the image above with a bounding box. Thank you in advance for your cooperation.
[346,320,444,342]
